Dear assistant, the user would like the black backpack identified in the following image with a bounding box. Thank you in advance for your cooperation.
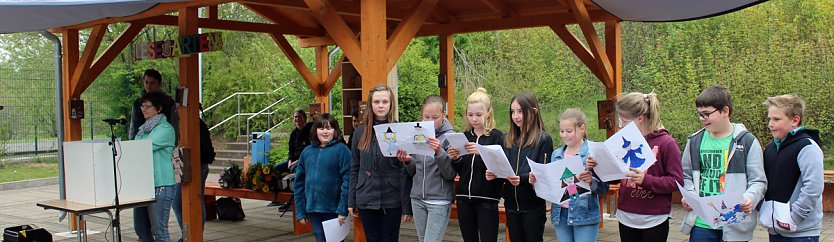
[216,197,245,221]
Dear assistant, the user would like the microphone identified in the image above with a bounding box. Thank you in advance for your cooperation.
[102,117,127,125]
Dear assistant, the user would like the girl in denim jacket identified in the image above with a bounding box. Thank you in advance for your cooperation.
[530,108,608,242]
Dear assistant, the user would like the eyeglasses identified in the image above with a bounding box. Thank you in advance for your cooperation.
[140,104,155,110]
[696,109,719,119]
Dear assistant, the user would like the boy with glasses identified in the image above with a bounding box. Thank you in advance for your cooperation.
[679,86,767,241]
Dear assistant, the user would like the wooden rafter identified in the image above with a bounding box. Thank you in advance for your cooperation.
[270,33,319,92]
[244,0,442,24]
[386,0,439,72]
[567,0,614,88]
[431,5,458,23]
[70,24,107,97]
[321,54,345,95]
[550,25,606,83]
[243,3,306,28]
[52,0,236,31]
[478,0,518,18]
[136,15,321,36]
[73,23,146,97]
[304,0,363,76]
[418,9,616,36]
[604,20,622,95]
[298,36,335,47]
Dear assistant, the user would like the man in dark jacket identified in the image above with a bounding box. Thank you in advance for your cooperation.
[130,69,178,141]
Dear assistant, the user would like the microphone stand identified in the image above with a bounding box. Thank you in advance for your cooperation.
[106,121,123,242]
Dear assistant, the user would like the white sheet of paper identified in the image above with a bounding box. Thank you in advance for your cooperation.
[677,183,750,228]
[322,217,352,242]
[528,156,589,204]
[759,200,796,231]
[477,144,515,178]
[445,133,470,156]
[374,121,435,157]
[588,141,627,182]
[605,122,657,172]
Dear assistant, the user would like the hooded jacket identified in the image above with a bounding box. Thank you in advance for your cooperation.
[680,123,767,241]
[405,119,456,201]
[348,120,412,215]
[501,133,554,211]
[453,129,504,203]
[617,129,684,215]
[294,140,352,220]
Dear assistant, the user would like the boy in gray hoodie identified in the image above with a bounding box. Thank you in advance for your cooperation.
[681,86,767,241]
[760,94,824,241]
[397,96,456,242]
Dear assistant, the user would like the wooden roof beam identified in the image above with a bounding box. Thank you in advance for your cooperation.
[270,33,319,92]
[478,0,518,18]
[70,24,107,97]
[207,5,219,20]
[550,25,606,83]
[418,9,616,36]
[432,5,458,23]
[298,36,335,47]
[73,23,146,97]
[387,0,439,72]
[136,15,322,36]
[244,0,441,24]
[567,0,614,87]
[52,0,236,31]
[304,0,363,75]
[242,3,306,28]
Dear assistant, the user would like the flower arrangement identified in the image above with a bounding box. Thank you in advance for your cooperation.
[243,162,280,192]
[218,162,243,188]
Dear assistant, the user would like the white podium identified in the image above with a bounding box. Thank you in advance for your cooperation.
[63,139,155,206]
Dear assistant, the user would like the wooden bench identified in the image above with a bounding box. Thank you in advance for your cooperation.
[204,182,312,235]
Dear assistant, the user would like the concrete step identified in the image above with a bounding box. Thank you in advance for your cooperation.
[215,149,248,159]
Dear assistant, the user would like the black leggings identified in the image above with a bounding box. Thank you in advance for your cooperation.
[505,207,547,242]
[456,199,499,242]
[618,218,669,242]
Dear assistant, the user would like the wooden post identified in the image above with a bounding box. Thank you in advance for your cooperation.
[604,21,622,137]
[60,30,81,142]
[178,6,204,242]
[315,46,330,112]
[360,0,388,100]
[439,34,455,126]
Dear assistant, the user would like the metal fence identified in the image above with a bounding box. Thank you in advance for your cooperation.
[0,68,111,160]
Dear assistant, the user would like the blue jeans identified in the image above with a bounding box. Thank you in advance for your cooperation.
[308,213,339,242]
[690,226,723,242]
[358,207,402,242]
[134,185,176,242]
[173,163,210,236]
[411,199,452,242]
[553,207,598,242]
[769,234,819,242]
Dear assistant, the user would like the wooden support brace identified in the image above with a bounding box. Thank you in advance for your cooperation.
[304,0,363,75]
[550,25,606,83]
[386,0,439,73]
[566,0,614,88]
[270,33,319,93]
[321,54,345,97]
[70,24,107,97]
[73,23,146,97]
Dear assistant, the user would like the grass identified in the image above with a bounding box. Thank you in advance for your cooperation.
[0,159,59,183]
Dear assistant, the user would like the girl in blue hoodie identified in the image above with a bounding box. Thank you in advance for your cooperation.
[294,113,352,242]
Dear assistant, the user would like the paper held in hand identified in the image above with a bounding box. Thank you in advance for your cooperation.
[589,122,657,182]
[445,133,470,156]
[322,217,352,242]
[476,144,515,178]
[374,121,435,157]
[677,183,750,229]
[528,156,590,204]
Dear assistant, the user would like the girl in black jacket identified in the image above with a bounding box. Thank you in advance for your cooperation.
[449,88,504,242]
[486,92,553,242]
[348,85,412,242]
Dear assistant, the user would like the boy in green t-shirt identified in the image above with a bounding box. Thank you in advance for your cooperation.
[680,86,767,241]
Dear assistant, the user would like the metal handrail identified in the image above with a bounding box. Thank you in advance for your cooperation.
[209,113,257,131]
[246,97,287,146]
[266,116,292,133]
[202,80,294,113]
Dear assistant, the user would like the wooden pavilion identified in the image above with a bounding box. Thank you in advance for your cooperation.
[27,0,768,241]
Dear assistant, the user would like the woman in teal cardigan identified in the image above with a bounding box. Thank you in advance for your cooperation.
[133,92,177,242]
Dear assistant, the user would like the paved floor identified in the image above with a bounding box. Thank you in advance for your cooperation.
[1,184,832,242]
